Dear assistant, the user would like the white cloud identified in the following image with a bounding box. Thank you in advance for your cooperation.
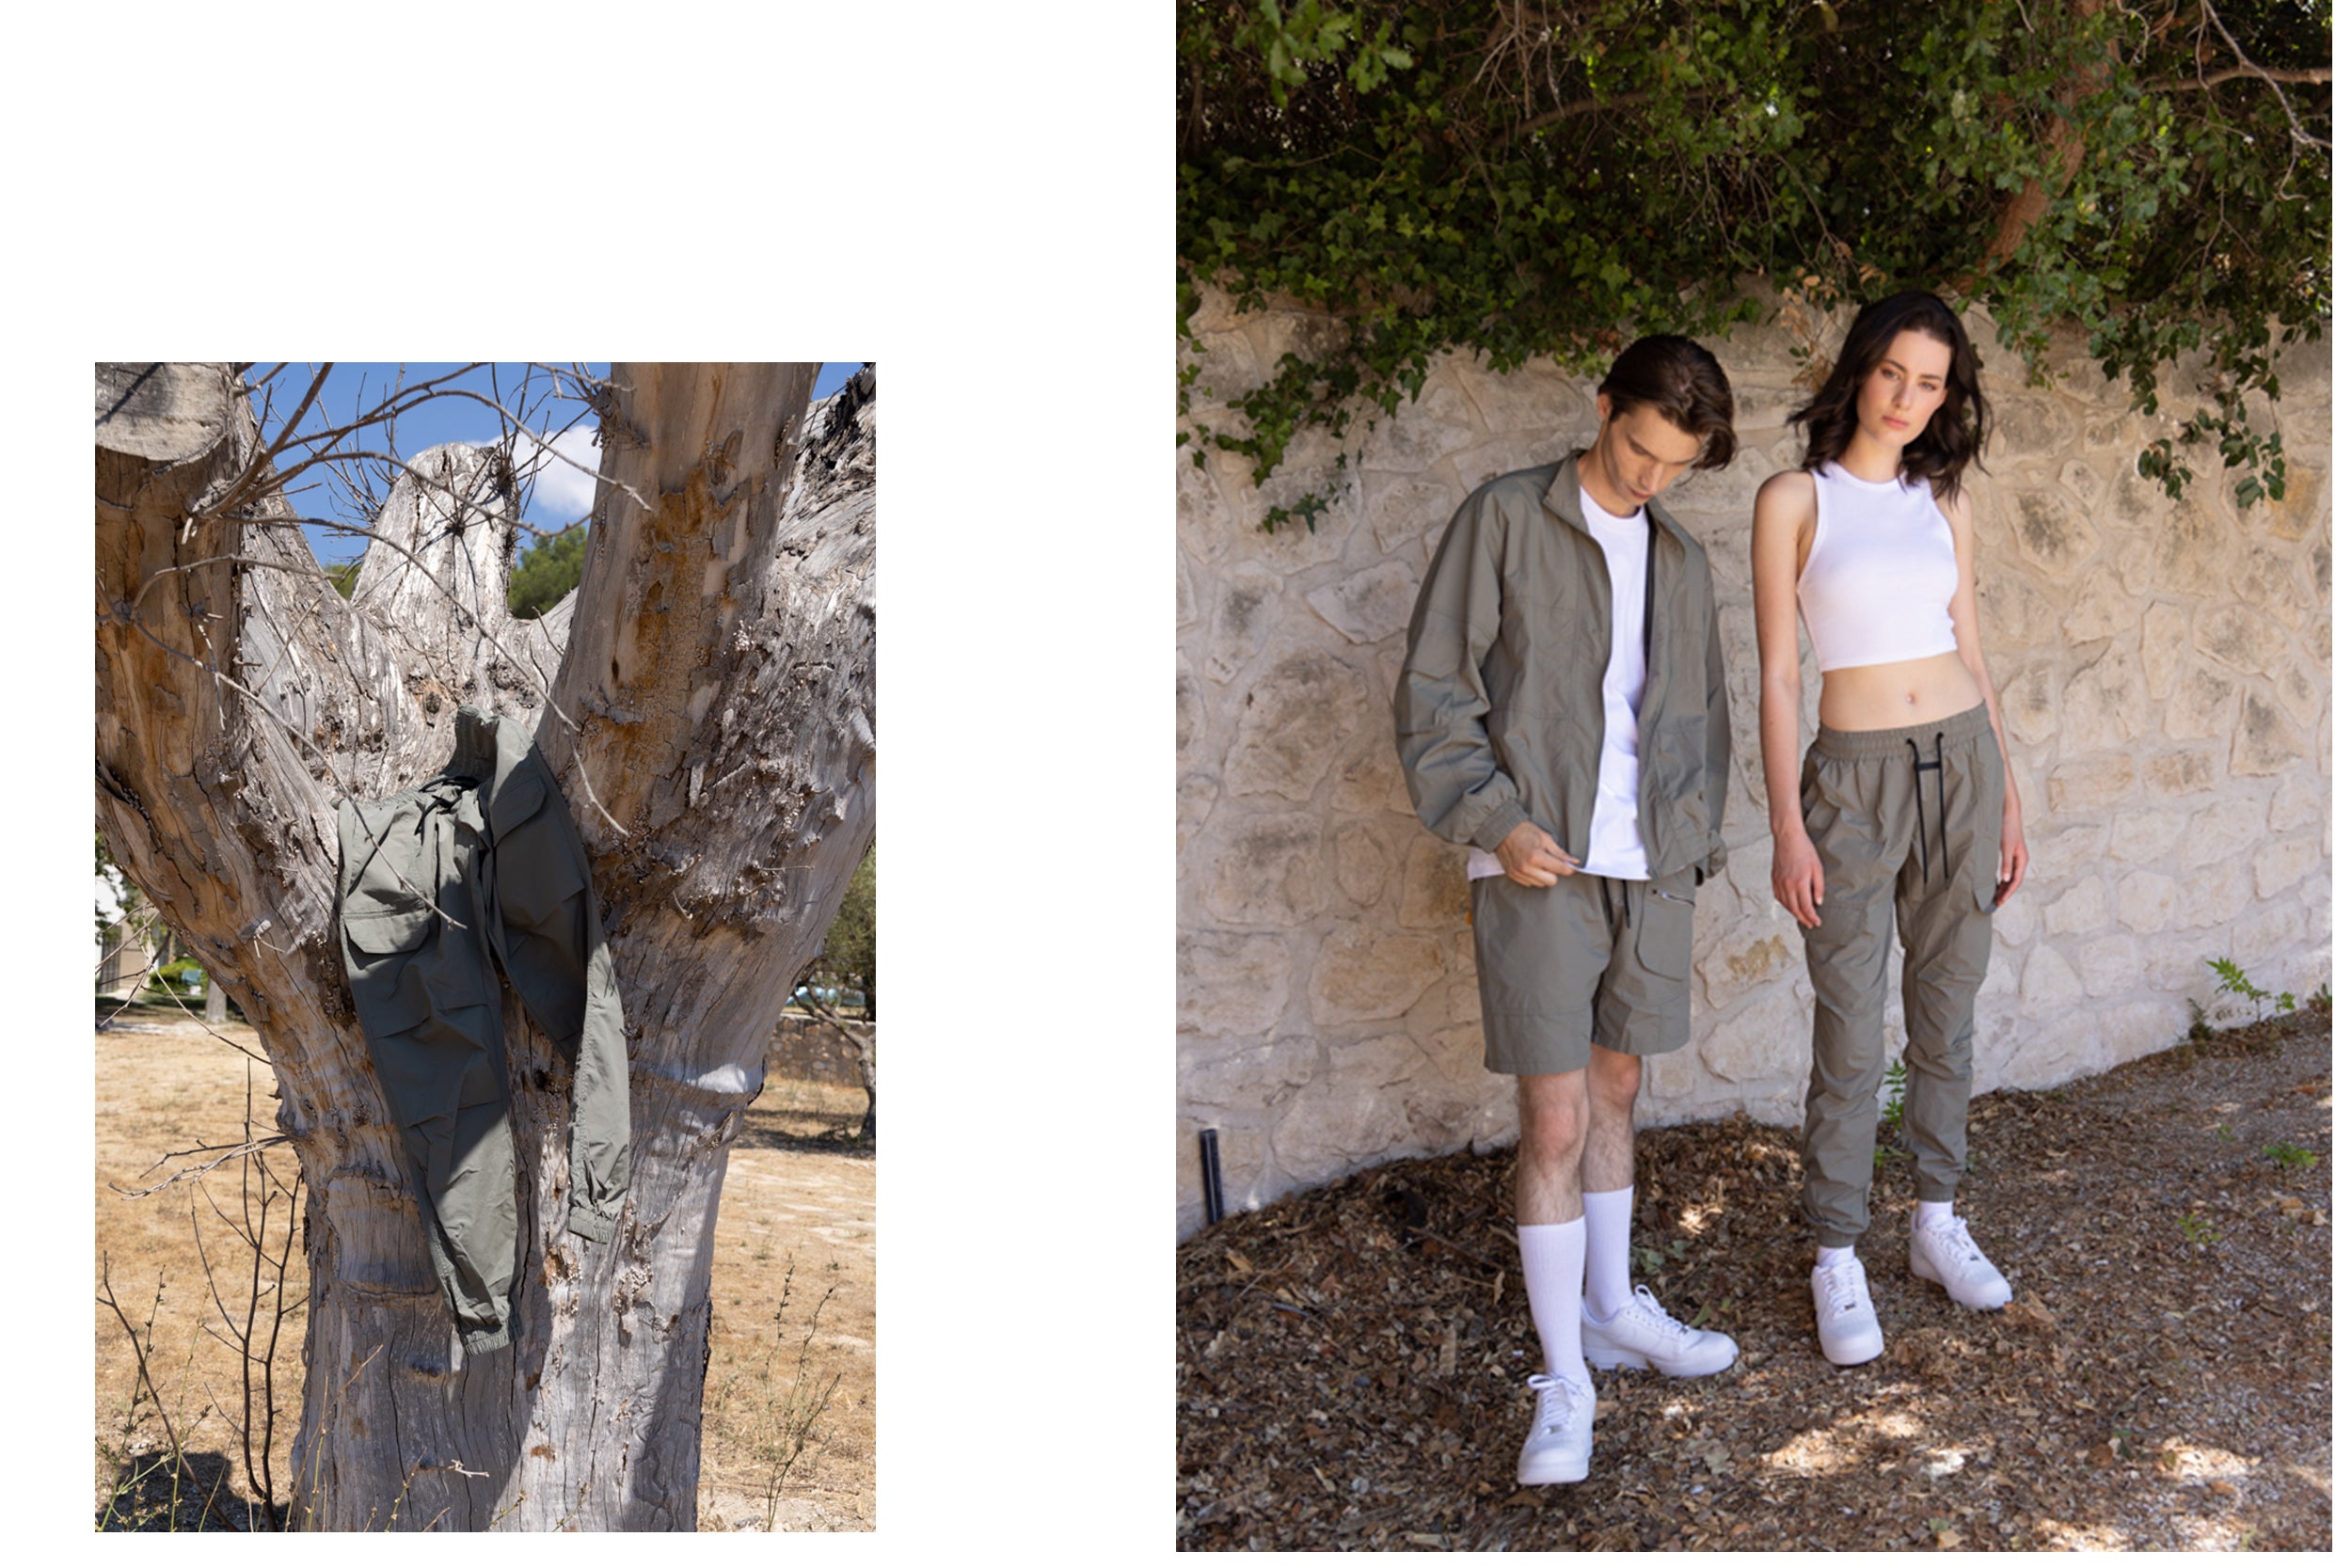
[516,422,602,527]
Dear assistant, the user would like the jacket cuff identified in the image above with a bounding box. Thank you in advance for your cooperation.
[1470,801,1530,854]
[461,1322,513,1356]
[566,1205,616,1244]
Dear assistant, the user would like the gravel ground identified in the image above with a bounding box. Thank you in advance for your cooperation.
[1178,1006,2331,1550]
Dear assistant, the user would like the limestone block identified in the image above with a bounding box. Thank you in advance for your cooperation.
[1178,932,1295,1035]
[2143,497,2233,597]
[2162,663,2239,743]
[1358,383,1478,474]
[1446,930,1481,1024]
[1272,1074,1418,1176]
[2228,902,2308,974]
[2109,806,2185,865]
[2267,770,2324,832]
[2253,832,2321,901]
[1976,564,2060,650]
[2139,601,2191,700]
[1178,450,1239,566]
[1695,914,1802,1008]
[2192,603,2291,679]
[1696,982,1810,1086]
[2142,750,2217,797]
[2180,799,2265,870]
[2229,693,2304,777]
[1176,551,1200,631]
[1200,564,1285,684]
[1184,1033,1323,1112]
[2060,652,2141,750]
[2058,565,2134,645]
[1456,361,1588,440]
[2004,488,2100,579]
[1719,835,1780,916]
[1240,308,1350,372]
[2272,657,2325,729]
[1368,475,1461,558]
[1444,436,1569,498]
[1397,1022,1515,1148]
[1334,820,1392,909]
[2075,933,2145,999]
[2057,458,2107,509]
[2041,878,2109,939]
[1994,390,2082,459]
[1657,444,1779,521]
[1184,326,1265,404]
[2265,456,2327,541]
[1645,1039,1708,1101]
[1309,926,1448,1025]
[1223,647,1369,800]
[2001,664,2060,747]
[2020,945,2086,1010]
[2046,754,2136,815]
[1332,736,1414,817]
[1309,561,1422,646]
[1205,814,1328,927]
[2180,863,2253,929]
[2115,870,2177,934]
[2094,998,2191,1074]
[1231,456,1355,570]
[1176,657,1206,763]
[1401,834,1472,929]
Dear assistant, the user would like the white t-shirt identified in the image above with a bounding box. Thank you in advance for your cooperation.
[1470,483,1652,881]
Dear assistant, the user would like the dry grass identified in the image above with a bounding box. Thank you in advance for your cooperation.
[93,1005,874,1532]
[1179,1005,2332,1550]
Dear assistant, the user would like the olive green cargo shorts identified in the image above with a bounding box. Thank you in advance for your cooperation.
[337,707,630,1355]
[1470,864,1699,1076]
[1798,705,2002,1247]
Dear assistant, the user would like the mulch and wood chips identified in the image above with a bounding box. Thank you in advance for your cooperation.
[1177,1006,2331,1550]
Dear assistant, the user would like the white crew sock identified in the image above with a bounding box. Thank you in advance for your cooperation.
[1914,1199,1953,1232]
[1815,1243,1855,1270]
[1518,1220,1591,1384]
[1581,1186,1635,1322]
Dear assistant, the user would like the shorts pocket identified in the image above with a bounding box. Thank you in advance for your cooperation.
[1635,878,1695,979]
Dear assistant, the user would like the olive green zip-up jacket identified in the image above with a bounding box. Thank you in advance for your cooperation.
[1394,453,1731,882]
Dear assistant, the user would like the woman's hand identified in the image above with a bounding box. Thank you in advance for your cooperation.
[1772,822,1826,928]
[1496,820,1580,888]
[1994,795,2029,908]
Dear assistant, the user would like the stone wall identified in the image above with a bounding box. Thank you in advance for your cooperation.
[1176,285,2331,1239]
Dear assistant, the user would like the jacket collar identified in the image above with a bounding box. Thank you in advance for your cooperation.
[1545,449,1696,559]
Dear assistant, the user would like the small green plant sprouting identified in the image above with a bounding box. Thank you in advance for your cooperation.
[2214,1124,2236,1143]
[1881,1059,1908,1125]
[2207,958,2297,1023]
[2185,997,2213,1044]
[2177,1213,2218,1246]
[2264,1142,2318,1171]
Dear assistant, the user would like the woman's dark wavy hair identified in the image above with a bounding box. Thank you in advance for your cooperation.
[1789,291,1989,500]
[1597,335,1737,470]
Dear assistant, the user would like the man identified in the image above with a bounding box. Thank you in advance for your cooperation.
[1393,337,1737,1486]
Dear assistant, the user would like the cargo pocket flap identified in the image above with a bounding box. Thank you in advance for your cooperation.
[1634,882,1695,978]
[344,904,437,956]
[486,768,548,841]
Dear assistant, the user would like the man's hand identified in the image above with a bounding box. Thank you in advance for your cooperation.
[1496,820,1579,888]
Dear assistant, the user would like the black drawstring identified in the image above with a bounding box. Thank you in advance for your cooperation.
[1906,732,1951,885]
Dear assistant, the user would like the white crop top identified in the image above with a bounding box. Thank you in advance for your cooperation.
[1794,462,1960,672]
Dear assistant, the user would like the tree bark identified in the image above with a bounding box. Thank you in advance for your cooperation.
[94,362,875,1529]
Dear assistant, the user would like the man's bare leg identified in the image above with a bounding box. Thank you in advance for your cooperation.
[1581,1043,1642,1320]
[1515,1069,1594,1385]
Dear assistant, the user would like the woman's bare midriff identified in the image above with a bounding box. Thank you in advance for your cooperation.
[1818,651,1981,733]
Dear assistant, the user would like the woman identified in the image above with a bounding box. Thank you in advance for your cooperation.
[1750,291,2029,1367]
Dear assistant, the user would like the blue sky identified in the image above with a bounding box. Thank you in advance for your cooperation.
[247,362,864,563]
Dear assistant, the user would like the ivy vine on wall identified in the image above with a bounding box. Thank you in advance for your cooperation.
[1178,1,2329,527]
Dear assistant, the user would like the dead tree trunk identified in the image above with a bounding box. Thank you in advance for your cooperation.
[94,363,875,1529]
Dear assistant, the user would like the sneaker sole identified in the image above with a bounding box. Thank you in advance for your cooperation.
[1585,1340,1739,1378]
[1820,1329,1883,1367]
[1909,1255,2014,1311]
[1518,1452,1591,1485]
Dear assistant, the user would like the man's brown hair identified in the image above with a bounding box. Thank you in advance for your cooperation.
[1596,335,1738,469]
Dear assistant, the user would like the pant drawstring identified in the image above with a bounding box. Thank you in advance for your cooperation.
[1906,732,1951,886]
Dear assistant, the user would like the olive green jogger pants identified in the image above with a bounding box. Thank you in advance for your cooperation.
[1798,705,2002,1249]
[336,705,630,1354]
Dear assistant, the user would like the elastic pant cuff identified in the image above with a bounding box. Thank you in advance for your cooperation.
[461,1323,513,1356]
[1815,1231,1864,1251]
[567,1205,616,1243]
[1914,1180,1961,1203]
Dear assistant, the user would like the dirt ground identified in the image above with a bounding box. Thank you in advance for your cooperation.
[92,1004,874,1532]
[1178,1004,2332,1550]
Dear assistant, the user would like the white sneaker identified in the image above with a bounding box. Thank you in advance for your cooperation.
[1582,1286,1739,1377]
[1910,1215,2013,1310]
[1811,1252,1884,1366]
[1516,1371,1594,1485]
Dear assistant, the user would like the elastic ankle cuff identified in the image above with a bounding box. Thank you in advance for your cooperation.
[567,1205,616,1243]
[461,1323,512,1355]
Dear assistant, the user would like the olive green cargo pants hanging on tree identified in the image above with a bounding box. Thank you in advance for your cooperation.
[336,705,630,1354]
